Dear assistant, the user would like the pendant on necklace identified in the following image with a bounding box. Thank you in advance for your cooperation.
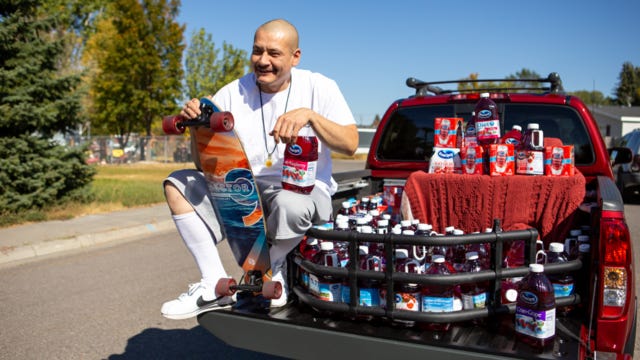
[265,154,273,167]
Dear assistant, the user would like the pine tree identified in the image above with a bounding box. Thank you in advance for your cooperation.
[0,0,95,214]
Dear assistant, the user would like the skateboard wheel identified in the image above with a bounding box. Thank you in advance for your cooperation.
[210,111,234,132]
[261,280,283,300]
[215,278,237,297]
[162,115,185,135]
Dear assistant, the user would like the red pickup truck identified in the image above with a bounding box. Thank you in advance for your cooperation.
[199,73,636,359]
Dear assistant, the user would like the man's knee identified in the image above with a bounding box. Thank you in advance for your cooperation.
[164,182,194,215]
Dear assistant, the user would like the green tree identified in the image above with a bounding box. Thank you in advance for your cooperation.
[570,90,609,105]
[184,28,249,99]
[615,62,640,106]
[85,0,184,160]
[0,0,95,214]
[457,69,545,93]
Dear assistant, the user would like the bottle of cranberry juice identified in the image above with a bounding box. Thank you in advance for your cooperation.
[282,136,318,194]
[515,264,556,351]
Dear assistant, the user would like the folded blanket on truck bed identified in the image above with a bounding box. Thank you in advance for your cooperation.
[401,171,586,244]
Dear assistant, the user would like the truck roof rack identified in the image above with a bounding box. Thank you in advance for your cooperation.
[406,72,564,97]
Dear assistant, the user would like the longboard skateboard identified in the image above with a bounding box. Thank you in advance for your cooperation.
[163,98,282,301]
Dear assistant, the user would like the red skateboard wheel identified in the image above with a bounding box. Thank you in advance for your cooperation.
[210,111,234,132]
[261,280,283,300]
[162,115,185,135]
[215,277,237,297]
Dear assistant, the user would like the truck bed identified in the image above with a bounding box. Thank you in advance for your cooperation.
[199,298,584,360]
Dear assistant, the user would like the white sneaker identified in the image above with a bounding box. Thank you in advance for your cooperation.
[270,264,288,308]
[161,281,235,320]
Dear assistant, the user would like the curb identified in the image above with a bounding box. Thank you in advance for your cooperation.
[0,220,175,266]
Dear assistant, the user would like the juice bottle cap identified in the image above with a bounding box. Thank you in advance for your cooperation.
[336,221,349,230]
[445,226,455,233]
[320,241,334,251]
[577,235,590,242]
[417,223,432,231]
[402,230,415,236]
[527,123,540,130]
[382,214,391,220]
[579,244,591,252]
[549,242,564,253]
[341,201,351,208]
[377,219,389,227]
[453,229,464,235]
[359,245,369,255]
[465,251,479,260]
[401,220,412,227]
[361,197,370,203]
[360,226,373,234]
[512,125,522,131]
[432,255,445,263]
[529,263,544,273]
[480,92,490,98]
[392,227,402,235]
[395,249,409,259]
[570,229,582,236]
[369,209,380,216]
[505,289,518,302]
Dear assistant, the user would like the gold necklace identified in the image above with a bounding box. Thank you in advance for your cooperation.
[258,78,292,167]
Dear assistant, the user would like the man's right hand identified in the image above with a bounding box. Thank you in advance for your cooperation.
[181,98,201,119]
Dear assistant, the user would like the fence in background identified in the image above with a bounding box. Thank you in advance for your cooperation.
[70,135,192,165]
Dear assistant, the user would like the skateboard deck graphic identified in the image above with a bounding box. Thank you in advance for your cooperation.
[163,98,281,299]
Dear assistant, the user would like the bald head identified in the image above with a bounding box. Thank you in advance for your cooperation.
[255,19,299,53]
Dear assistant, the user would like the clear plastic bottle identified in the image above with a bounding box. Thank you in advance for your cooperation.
[420,255,456,332]
[282,136,318,194]
[298,237,320,289]
[309,241,342,302]
[461,252,488,311]
[465,112,478,148]
[474,93,501,145]
[392,249,422,327]
[546,242,574,315]
[501,124,523,148]
[515,264,556,351]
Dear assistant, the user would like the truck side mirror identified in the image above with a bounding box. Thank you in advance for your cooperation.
[609,147,632,166]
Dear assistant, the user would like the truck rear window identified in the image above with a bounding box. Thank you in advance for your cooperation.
[377,103,594,165]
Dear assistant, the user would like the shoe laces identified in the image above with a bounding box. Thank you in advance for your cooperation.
[177,282,204,301]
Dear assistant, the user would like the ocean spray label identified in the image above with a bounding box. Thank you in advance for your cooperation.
[515,306,556,339]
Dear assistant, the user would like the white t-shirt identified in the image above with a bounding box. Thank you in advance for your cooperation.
[212,67,355,196]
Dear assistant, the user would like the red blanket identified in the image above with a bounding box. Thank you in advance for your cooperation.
[402,171,586,244]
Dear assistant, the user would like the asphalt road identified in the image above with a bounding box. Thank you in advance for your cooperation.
[1,160,639,359]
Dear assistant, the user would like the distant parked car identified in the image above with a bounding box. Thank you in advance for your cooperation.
[613,128,640,199]
[355,128,376,155]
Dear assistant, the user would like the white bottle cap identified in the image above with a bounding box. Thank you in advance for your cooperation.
[466,251,479,260]
[395,249,409,259]
[377,219,389,227]
[453,229,464,236]
[529,263,544,273]
[527,123,540,130]
[445,226,455,233]
[341,201,351,208]
[360,226,373,234]
[512,125,522,131]
[432,255,445,263]
[417,223,432,231]
[579,244,591,253]
[359,245,369,255]
[480,92,490,98]
[320,241,334,251]
[401,220,412,227]
[402,230,415,236]
[549,242,564,253]
[505,289,518,302]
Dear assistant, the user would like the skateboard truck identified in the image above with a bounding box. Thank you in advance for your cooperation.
[162,98,234,134]
[216,271,283,300]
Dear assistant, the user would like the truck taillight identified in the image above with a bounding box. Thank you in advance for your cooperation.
[599,217,633,319]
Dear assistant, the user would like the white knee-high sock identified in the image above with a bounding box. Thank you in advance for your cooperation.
[172,212,227,288]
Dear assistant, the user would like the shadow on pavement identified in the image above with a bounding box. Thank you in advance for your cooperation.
[107,326,283,359]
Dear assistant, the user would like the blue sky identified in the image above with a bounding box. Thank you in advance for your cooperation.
[177,0,640,125]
